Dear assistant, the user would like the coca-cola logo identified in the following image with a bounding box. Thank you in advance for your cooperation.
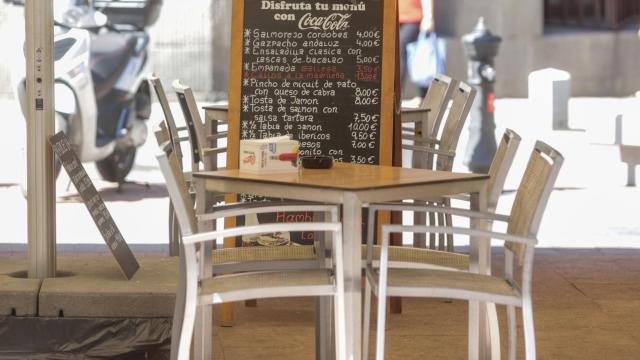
[298,13,351,31]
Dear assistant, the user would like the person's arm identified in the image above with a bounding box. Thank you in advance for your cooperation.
[420,0,435,33]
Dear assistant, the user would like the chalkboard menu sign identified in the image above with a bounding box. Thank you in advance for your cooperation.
[226,0,396,246]
[50,132,139,279]
[228,0,396,167]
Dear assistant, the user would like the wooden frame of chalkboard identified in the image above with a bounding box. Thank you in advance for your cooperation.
[227,0,397,167]
[223,0,398,324]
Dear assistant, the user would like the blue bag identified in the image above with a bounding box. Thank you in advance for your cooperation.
[407,31,446,88]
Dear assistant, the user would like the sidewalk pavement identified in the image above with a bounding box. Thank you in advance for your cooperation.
[0,95,638,248]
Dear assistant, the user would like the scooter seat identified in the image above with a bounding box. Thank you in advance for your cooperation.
[90,32,137,100]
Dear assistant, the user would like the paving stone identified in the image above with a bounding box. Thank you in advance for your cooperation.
[0,258,40,316]
[38,256,177,318]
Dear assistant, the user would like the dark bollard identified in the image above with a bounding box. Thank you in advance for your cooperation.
[462,17,501,173]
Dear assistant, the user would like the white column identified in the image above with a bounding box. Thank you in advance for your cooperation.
[26,0,56,279]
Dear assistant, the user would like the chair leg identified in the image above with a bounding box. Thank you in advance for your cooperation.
[428,205,437,249]
[194,243,214,359]
[316,297,332,360]
[363,279,372,360]
[413,203,427,248]
[334,291,346,360]
[177,246,199,360]
[170,251,186,360]
[169,202,180,257]
[444,197,454,252]
[487,304,502,360]
[445,212,454,251]
[437,211,446,250]
[522,299,537,360]
[507,305,517,360]
[375,287,388,360]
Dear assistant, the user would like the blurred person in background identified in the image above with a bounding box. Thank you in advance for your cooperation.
[398,0,434,102]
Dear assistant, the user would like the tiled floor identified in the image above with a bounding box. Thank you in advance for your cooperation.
[2,247,640,359]
[211,249,640,359]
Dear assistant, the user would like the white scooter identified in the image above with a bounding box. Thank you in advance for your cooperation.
[11,0,156,183]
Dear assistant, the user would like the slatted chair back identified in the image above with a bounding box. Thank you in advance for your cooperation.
[506,141,563,262]
[172,80,209,171]
[486,129,521,211]
[435,81,476,171]
[420,74,456,137]
[157,142,197,236]
[149,75,184,162]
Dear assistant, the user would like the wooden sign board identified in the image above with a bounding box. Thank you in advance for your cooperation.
[49,132,139,279]
[226,0,397,245]
[228,0,397,167]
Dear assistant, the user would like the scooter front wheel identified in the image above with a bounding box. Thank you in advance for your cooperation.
[95,146,137,183]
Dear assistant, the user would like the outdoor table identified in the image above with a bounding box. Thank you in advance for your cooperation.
[192,162,494,360]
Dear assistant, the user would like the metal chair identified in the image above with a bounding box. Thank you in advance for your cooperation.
[401,74,457,169]
[149,75,193,256]
[406,81,477,251]
[361,129,521,270]
[172,79,226,173]
[364,141,564,360]
[149,75,188,165]
[156,141,345,360]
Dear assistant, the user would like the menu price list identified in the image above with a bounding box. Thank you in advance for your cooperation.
[240,0,384,165]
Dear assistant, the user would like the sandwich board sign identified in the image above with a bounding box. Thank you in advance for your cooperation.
[49,132,139,279]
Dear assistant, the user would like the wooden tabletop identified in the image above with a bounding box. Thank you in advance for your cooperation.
[192,162,487,191]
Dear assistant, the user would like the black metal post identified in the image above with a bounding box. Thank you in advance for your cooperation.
[462,17,501,173]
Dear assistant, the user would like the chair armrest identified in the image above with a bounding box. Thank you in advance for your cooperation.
[445,194,471,202]
[197,201,338,222]
[207,132,228,140]
[402,144,454,158]
[401,134,422,142]
[421,137,440,145]
[381,225,537,246]
[367,202,510,223]
[184,222,340,245]
[202,147,227,156]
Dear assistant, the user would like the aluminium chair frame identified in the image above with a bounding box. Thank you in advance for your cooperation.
[157,143,345,360]
[363,141,564,360]
[150,75,191,256]
[178,221,346,360]
[362,129,521,269]
[406,80,478,251]
[401,74,457,168]
[172,79,226,173]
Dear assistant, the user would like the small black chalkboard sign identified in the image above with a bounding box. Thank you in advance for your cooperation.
[49,132,139,280]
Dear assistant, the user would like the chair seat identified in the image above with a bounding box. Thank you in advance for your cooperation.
[361,245,468,270]
[375,268,520,304]
[200,269,335,303]
[213,245,317,264]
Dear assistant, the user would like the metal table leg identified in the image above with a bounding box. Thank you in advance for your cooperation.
[342,192,362,360]
[194,179,213,359]
[469,190,498,359]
